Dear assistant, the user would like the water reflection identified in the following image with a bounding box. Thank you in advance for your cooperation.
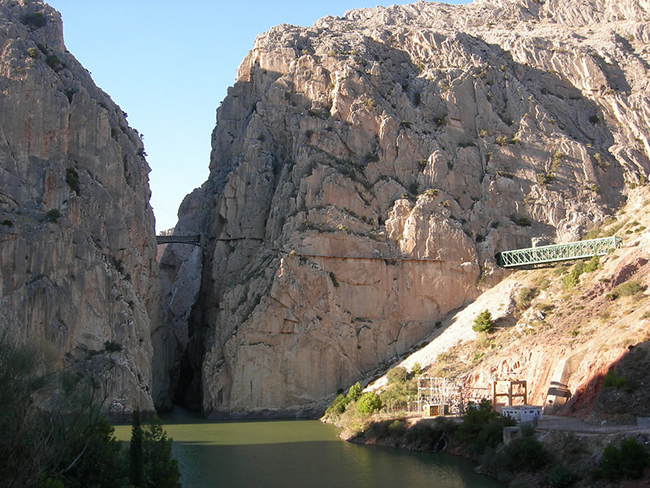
[114,411,502,488]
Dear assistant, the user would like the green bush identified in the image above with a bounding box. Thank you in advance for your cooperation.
[600,437,650,480]
[608,280,644,300]
[366,418,407,440]
[45,209,61,223]
[516,287,539,311]
[563,261,585,288]
[499,435,550,472]
[347,382,362,402]
[458,399,515,456]
[66,168,81,195]
[45,53,63,71]
[563,256,600,289]
[602,369,628,390]
[411,362,422,376]
[511,215,531,227]
[325,394,349,417]
[473,309,494,333]
[537,172,554,185]
[21,11,47,28]
[356,392,383,414]
[583,254,600,273]
[405,418,456,451]
[547,464,579,487]
[387,366,408,385]
[104,341,123,353]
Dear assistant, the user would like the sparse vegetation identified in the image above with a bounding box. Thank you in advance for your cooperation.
[45,209,61,223]
[21,11,47,28]
[607,280,644,300]
[45,52,64,71]
[537,171,554,185]
[511,215,531,227]
[562,256,599,289]
[329,271,339,288]
[66,167,81,194]
[495,135,508,146]
[516,286,539,311]
[602,369,629,390]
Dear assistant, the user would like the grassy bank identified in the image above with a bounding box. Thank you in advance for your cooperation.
[324,396,650,487]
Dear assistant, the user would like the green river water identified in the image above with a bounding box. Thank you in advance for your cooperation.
[114,409,503,488]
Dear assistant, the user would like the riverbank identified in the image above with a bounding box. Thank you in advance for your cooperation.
[329,409,650,488]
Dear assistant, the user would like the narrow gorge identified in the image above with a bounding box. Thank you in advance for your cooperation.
[161,0,650,417]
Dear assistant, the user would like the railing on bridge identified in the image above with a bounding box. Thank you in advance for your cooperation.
[497,236,622,268]
[155,235,201,246]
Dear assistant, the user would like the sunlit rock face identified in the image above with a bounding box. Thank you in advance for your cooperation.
[0,0,166,419]
[163,0,649,416]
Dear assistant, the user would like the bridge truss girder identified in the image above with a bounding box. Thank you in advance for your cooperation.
[497,236,622,268]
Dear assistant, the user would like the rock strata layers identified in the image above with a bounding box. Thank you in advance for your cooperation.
[0,0,166,418]
[163,0,650,416]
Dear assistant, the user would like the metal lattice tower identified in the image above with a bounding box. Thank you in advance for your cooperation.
[497,236,622,268]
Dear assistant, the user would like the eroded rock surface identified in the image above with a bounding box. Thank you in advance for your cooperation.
[163,0,650,416]
[0,0,165,418]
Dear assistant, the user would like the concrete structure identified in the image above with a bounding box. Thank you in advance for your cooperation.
[502,405,543,423]
[493,380,527,407]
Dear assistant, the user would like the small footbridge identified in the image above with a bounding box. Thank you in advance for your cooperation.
[497,236,623,268]
[155,235,201,246]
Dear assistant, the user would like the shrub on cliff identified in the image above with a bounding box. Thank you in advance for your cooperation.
[472,310,494,333]
[21,11,47,28]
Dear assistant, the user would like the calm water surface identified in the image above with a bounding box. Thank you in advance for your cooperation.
[114,409,502,488]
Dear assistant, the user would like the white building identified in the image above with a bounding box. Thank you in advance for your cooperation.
[502,405,543,423]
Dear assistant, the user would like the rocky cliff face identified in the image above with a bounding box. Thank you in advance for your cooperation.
[163,0,650,416]
[0,0,166,418]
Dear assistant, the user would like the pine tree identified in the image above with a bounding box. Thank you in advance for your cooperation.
[129,410,145,487]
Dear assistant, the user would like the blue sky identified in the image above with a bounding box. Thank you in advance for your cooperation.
[47,1,467,232]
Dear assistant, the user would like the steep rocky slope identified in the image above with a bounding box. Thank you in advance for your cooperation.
[0,0,166,418]
[380,186,650,423]
[162,0,650,416]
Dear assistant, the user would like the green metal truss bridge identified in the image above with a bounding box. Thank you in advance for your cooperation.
[497,236,623,268]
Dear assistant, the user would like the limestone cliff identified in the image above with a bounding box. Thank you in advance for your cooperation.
[163,0,650,416]
[0,0,166,418]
